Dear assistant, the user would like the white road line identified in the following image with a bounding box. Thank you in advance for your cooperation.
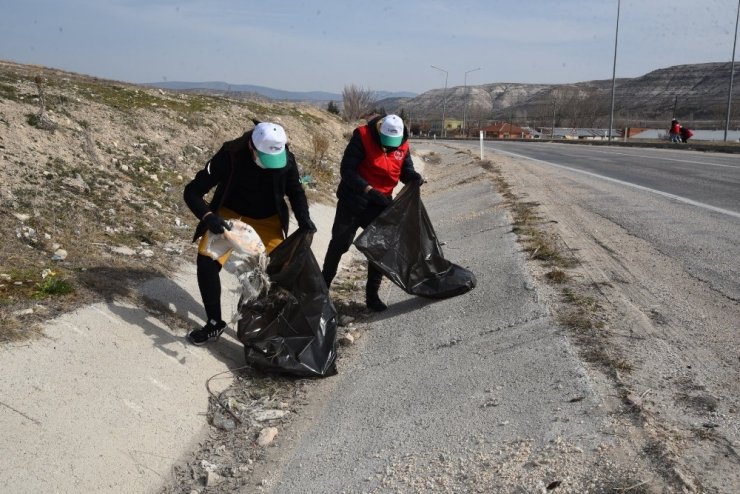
[580,147,740,169]
[492,148,740,220]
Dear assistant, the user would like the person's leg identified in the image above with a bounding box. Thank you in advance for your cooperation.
[322,205,360,288]
[197,253,223,322]
[359,204,389,311]
[189,252,227,345]
[365,264,387,312]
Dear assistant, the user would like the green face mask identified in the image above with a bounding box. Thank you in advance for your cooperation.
[255,149,287,169]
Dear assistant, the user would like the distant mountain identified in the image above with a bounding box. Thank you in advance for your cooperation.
[380,62,740,129]
[143,81,416,102]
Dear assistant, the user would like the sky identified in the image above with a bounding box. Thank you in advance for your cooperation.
[1,0,738,94]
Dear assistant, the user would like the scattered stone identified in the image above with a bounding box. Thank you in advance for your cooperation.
[139,249,154,258]
[257,427,278,447]
[338,333,355,346]
[52,249,67,261]
[13,213,30,222]
[13,308,34,317]
[211,414,236,431]
[0,273,11,281]
[339,315,355,326]
[253,410,287,422]
[481,399,499,408]
[205,471,224,487]
[111,246,136,256]
[625,393,643,408]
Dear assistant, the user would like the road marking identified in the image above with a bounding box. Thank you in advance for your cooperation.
[492,148,740,220]
[581,147,740,169]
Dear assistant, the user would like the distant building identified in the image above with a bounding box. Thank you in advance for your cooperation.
[481,122,532,139]
[429,118,463,136]
[543,128,613,140]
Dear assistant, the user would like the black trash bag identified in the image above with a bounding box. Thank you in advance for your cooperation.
[354,182,476,299]
[237,231,337,377]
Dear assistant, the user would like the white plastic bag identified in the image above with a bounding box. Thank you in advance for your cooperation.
[203,219,266,260]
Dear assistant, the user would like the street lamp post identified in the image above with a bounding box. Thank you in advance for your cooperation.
[608,0,620,141]
[431,65,448,137]
[463,67,481,138]
[724,0,740,141]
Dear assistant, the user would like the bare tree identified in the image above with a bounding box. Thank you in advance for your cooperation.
[342,84,376,121]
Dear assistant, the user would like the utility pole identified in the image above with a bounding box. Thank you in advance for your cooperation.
[463,67,481,138]
[431,65,449,137]
[725,0,740,141]
[608,0,620,142]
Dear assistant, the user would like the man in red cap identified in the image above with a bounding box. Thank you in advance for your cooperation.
[184,122,316,344]
[322,114,423,312]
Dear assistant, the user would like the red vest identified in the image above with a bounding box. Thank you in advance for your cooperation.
[357,125,409,194]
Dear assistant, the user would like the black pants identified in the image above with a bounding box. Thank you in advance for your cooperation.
[197,254,224,323]
[322,201,385,300]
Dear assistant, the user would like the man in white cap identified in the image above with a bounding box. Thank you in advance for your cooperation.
[322,114,423,312]
[184,121,316,345]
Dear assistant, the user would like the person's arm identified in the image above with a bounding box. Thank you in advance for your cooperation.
[339,129,370,193]
[284,151,314,231]
[399,151,422,184]
[183,148,226,220]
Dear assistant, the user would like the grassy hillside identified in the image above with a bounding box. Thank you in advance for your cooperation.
[0,60,351,342]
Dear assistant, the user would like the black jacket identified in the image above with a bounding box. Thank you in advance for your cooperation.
[336,115,421,213]
[184,131,311,242]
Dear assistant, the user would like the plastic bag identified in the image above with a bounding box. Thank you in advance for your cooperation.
[203,219,265,260]
[354,182,476,299]
[236,231,338,377]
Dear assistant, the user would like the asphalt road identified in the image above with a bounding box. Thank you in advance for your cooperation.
[482,141,740,216]
[459,141,740,301]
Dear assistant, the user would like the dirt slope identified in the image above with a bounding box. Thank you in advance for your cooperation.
[0,59,351,341]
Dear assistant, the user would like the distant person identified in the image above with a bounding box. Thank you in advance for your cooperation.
[183,122,316,345]
[669,119,681,143]
[322,114,423,312]
[679,126,694,143]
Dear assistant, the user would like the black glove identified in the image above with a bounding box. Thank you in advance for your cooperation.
[412,176,426,187]
[367,188,392,207]
[298,217,317,233]
[204,213,231,235]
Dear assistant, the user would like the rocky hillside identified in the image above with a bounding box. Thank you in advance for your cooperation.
[0,60,352,341]
[382,62,740,128]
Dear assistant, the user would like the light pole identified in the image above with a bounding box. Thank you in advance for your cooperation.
[431,65,448,137]
[463,67,481,138]
[725,0,740,141]
[608,0,620,141]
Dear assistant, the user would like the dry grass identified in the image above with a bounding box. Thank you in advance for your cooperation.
[481,156,634,379]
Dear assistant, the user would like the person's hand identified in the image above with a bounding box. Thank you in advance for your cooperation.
[203,213,231,234]
[298,217,317,233]
[367,188,392,207]
[412,176,426,187]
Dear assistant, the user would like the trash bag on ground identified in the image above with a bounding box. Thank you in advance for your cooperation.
[236,231,337,377]
[354,182,476,299]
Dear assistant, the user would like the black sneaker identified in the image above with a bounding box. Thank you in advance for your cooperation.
[188,319,227,346]
[366,297,388,312]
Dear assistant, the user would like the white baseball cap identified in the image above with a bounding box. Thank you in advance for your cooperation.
[251,122,287,169]
[379,114,404,148]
